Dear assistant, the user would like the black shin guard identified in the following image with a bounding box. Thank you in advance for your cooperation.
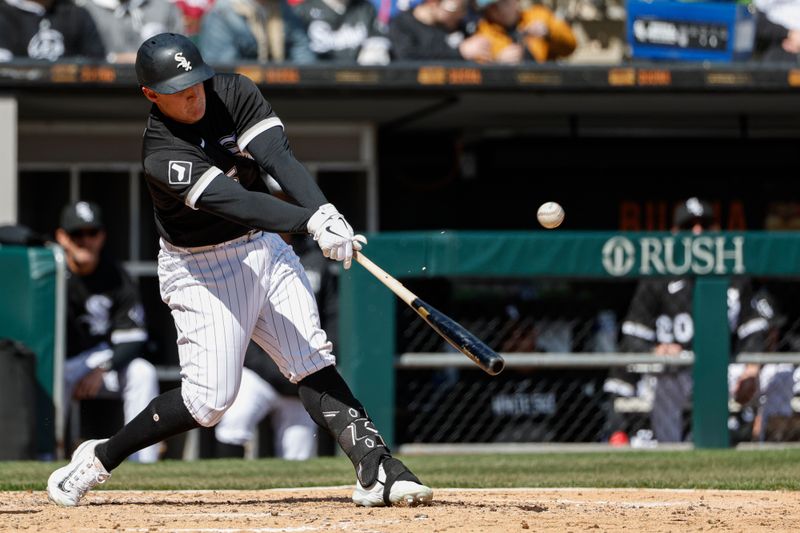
[298,366,389,486]
[95,387,200,471]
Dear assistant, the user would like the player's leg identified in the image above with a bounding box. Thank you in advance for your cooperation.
[755,363,795,441]
[214,367,276,457]
[117,358,161,462]
[251,235,431,506]
[48,236,269,506]
[650,370,692,443]
[272,395,317,460]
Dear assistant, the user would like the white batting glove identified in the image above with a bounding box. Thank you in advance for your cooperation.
[307,204,367,269]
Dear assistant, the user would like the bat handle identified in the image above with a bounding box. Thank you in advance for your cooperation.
[354,251,417,306]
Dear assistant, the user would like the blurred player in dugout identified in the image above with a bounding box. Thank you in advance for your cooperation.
[55,201,160,462]
[604,197,796,445]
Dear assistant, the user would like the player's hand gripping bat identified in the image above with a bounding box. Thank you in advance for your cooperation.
[354,251,505,376]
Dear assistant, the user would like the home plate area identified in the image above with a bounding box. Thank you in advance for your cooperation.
[2,487,799,532]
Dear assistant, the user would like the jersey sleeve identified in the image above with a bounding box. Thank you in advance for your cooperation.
[144,142,223,210]
[145,134,315,232]
[110,266,148,344]
[620,279,661,352]
[107,264,148,370]
[730,279,769,354]
[228,74,285,151]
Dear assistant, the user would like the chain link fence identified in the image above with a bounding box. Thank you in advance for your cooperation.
[393,277,800,448]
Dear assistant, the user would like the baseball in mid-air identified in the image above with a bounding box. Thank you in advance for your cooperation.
[537,202,565,229]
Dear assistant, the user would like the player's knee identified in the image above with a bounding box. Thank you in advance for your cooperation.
[192,406,227,427]
[185,390,240,427]
[127,358,157,384]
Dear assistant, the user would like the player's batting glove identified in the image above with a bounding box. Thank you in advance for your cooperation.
[307,204,368,270]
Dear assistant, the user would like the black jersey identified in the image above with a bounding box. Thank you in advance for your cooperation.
[142,73,325,247]
[66,254,147,359]
[620,277,768,356]
[294,0,388,62]
[389,10,465,61]
[0,0,105,61]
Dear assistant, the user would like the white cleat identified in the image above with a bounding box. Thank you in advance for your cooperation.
[47,439,111,506]
[352,462,433,507]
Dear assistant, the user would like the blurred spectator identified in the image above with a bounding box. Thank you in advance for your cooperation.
[198,0,315,63]
[215,342,318,459]
[389,0,492,61]
[0,0,106,62]
[293,0,391,64]
[55,201,160,462]
[76,0,184,63]
[607,198,794,445]
[371,0,422,25]
[754,0,800,62]
[474,0,576,64]
[173,0,214,38]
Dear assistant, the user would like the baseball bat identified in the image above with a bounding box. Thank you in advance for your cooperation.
[354,251,505,376]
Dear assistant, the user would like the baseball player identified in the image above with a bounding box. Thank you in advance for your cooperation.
[47,32,432,508]
[614,198,794,443]
[55,201,160,463]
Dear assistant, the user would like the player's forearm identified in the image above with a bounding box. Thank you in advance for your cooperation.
[246,128,328,209]
[197,178,314,233]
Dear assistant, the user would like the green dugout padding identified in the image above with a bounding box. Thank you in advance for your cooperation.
[0,245,59,456]
[338,231,800,449]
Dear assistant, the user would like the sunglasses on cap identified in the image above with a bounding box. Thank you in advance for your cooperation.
[69,228,101,239]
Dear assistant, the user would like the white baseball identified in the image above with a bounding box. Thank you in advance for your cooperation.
[537,202,564,229]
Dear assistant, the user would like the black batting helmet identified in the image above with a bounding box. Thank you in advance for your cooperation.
[135,33,214,94]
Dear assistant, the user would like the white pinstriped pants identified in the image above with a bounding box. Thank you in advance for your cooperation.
[157,231,335,427]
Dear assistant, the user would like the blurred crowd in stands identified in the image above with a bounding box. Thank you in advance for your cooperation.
[0,0,629,67]
[3,0,800,67]
[0,0,580,64]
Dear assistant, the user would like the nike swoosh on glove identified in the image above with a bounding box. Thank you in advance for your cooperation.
[307,204,367,269]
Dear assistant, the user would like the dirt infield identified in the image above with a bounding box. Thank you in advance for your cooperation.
[2,487,799,532]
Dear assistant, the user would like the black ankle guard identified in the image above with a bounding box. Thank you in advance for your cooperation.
[298,366,390,485]
[381,457,422,505]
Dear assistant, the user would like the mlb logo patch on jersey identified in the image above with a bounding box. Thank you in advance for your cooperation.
[169,161,193,184]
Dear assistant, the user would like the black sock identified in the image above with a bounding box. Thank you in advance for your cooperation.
[95,387,200,471]
[298,365,392,486]
[215,441,245,458]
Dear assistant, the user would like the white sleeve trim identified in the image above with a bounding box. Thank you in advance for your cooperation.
[621,321,656,342]
[737,317,769,339]
[110,328,148,344]
[238,117,284,150]
[185,167,223,210]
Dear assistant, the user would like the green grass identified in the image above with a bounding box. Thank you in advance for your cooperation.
[3,449,800,492]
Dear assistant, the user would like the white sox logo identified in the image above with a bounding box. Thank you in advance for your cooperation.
[174,52,192,71]
[168,161,192,184]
